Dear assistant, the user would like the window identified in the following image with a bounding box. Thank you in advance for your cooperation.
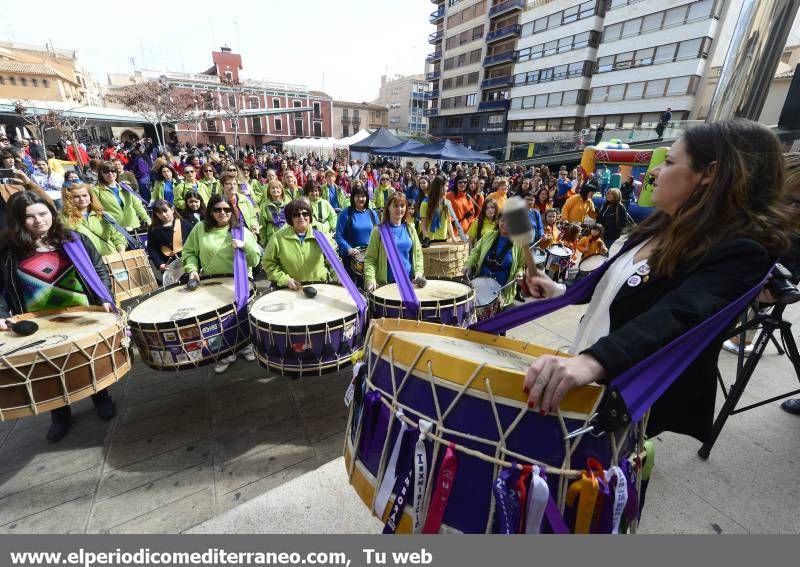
[294,119,303,136]
[563,5,579,24]
[468,71,479,85]
[252,116,262,133]
[547,92,562,107]
[607,84,626,101]
[275,118,283,132]
[544,40,558,57]
[614,52,634,70]
[597,56,613,73]
[534,94,548,108]
[665,75,691,96]
[272,98,281,108]
[677,38,702,59]
[622,18,641,37]
[470,116,480,128]
[636,47,654,66]
[248,97,259,109]
[654,43,677,64]
[626,81,645,99]
[228,94,236,107]
[663,5,688,27]
[0,77,4,85]
[487,114,503,125]
[20,77,27,86]
[342,108,349,118]
[466,93,477,106]
[31,78,38,87]
[644,79,667,98]
[642,12,663,32]
[446,117,460,128]
[342,125,349,137]
[293,100,302,118]
[206,119,216,131]
[313,122,322,137]
[42,79,48,87]
[225,71,233,81]
[574,31,591,49]
[313,101,321,118]
[9,77,15,85]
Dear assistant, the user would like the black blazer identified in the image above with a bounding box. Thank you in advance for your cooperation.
[583,238,772,443]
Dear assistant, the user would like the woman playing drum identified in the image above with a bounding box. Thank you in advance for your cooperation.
[0,191,117,442]
[61,183,127,256]
[182,194,260,374]
[224,163,262,207]
[463,210,525,308]
[259,180,291,246]
[561,184,597,225]
[93,161,150,231]
[577,224,608,258]
[523,120,793,446]
[262,199,336,291]
[537,208,561,250]
[363,192,425,293]
[335,183,380,281]
[147,199,194,278]
[282,171,302,201]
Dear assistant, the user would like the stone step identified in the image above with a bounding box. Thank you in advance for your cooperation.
[187,457,381,534]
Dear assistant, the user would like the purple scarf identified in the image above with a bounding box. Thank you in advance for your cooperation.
[62,232,116,311]
[378,223,419,318]
[238,183,257,207]
[230,225,249,311]
[312,228,366,323]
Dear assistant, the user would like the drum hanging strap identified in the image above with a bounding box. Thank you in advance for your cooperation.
[379,223,419,318]
[312,229,366,322]
[62,231,117,312]
[171,218,183,256]
[102,212,142,250]
[231,225,248,311]
[119,181,149,207]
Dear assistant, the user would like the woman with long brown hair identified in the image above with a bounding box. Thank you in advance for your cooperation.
[61,183,127,256]
[523,119,793,444]
[419,175,452,244]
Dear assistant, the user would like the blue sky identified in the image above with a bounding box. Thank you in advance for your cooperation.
[0,0,433,101]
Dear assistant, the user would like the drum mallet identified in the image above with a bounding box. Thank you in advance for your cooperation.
[502,197,540,278]
[9,320,38,336]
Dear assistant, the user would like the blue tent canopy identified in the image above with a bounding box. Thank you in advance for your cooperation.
[372,140,424,156]
[401,139,496,163]
[349,128,403,153]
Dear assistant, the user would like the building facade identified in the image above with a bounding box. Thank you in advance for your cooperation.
[425,0,528,158]
[375,74,429,134]
[331,101,389,138]
[107,48,333,147]
[0,41,103,106]
[504,0,725,160]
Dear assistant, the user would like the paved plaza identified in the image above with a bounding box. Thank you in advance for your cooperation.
[1,303,799,534]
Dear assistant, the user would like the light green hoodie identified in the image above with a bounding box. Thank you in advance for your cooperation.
[262,224,335,287]
[181,222,261,277]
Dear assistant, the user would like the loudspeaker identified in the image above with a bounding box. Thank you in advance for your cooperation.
[778,64,800,130]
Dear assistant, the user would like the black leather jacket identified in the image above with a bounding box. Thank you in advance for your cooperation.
[0,232,112,318]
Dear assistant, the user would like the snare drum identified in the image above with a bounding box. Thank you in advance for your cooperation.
[471,277,502,321]
[577,254,606,279]
[350,247,367,276]
[369,278,475,328]
[344,319,645,534]
[533,248,547,270]
[422,242,468,278]
[127,276,254,370]
[249,284,365,377]
[102,249,159,305]
[0,307,130,421]
[545,244,573,281]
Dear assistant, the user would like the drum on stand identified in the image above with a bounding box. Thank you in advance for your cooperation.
[0,307,130,421]
[127,276,254,371]
[369,278,475,328]
[422,241,468,278]
[102,249,159,305]
[344,319,645,534]
[249,284,366,377]
[577,254,606,280]
[545,244,573,282]
[471,276,502,321]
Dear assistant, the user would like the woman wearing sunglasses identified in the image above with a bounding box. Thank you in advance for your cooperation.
[181,194,261,373]
[201,165,220,195]
[262,199,335,290]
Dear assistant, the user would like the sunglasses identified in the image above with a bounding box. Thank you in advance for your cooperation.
[184,169,195,174]
[292,211,311,218]
[213,207,232,213]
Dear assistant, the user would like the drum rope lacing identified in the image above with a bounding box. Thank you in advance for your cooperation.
[349,322,649,533]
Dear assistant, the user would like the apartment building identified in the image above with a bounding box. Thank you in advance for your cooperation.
[426,0,528,158]
[505,0,724,159]
[375,74,429,134]
[331,101,389,138]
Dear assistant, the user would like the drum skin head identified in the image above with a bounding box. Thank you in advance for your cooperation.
[252,284,359,326]
[128,277,237,324]
[372,279,471,302]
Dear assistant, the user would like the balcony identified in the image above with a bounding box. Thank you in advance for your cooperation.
[430,0,443,3]
[341,116,351,125]
[428,30,443,44]
[425,89,440,100]
[489,0,526,18]
[426,50,442,63]
[424,108,439,117]
[483,50,517,67]
[426,70,441,81]
[480,75,513,89]
[430,6,445,23]
[486,24,521,44]
[477,99,511,112]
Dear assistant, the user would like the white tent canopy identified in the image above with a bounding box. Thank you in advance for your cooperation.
[283,137,340,158]
[337,129,371,147]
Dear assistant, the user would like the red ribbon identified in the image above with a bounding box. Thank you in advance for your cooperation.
[422,444,458,534]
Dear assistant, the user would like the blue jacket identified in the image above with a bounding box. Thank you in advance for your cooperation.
[529,209,544,243]
[335,206,379,255]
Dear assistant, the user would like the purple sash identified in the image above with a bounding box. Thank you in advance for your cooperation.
[312,228,366,323]
[230,225,249,311]
[378,223,419,318]
[119,181,149,207]
[62,232,117,312]
[239,183,257,207]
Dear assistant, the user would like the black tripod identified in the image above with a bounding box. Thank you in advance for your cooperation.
[698,302,800,459]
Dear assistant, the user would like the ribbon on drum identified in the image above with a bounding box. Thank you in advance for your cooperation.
[230,225,249,311]
[62,231,117,312]
[422,444,458,534]
[413,420,432,533]
[313,228,367,324]
[523,465,549,534]
[378,223,419,319]
[373,410,409,517]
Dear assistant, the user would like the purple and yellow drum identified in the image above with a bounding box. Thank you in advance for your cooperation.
[127,276,253,370]
[344,319,645,534]
[249,284,366,377]
[368,278,476,328]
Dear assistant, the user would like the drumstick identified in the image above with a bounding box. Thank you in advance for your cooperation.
[502,197,540,278]
[0,339,47,358]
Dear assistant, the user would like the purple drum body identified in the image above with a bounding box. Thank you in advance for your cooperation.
[249,284,366,376]
[368,278,476,328]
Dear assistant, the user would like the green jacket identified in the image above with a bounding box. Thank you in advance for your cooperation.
[259,197,291,246]
[284,185,302,201]
[62,212,127,256]
[322,183,349,212]
[262,224,335,286]
[363,223,424,287]
[181,222,261,277]
[205,178,221,195]
[465,230,525,307]
[309,197,337,235]
[92,184,150,230]
[174,180,211,210]
[150,180,176,205]
[245,180,264,206]
[373,185,395,211]
[232,192,260,233]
